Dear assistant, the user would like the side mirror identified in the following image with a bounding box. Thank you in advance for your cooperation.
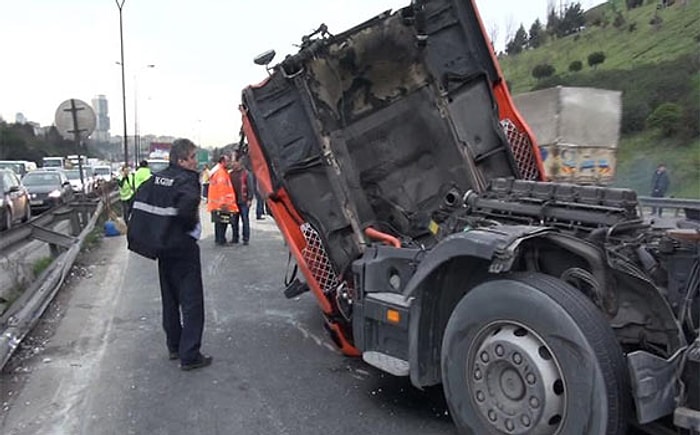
[254,50,276,66]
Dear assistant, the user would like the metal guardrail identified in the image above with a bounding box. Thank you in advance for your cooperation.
[0,191,119,254]
[637,196,700,219]
[0,191,120,369]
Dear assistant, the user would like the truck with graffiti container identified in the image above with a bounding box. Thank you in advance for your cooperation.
[239,0,699,433]
[513,86,622,185]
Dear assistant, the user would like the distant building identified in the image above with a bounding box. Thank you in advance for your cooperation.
[91,95,110,143]
[15,112,27,124]
[27,121,46,137]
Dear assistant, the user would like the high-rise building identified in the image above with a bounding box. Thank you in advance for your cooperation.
[91,95,110,143]
[15,112,27,124]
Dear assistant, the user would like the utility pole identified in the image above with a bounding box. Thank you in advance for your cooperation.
[116,0,128,166]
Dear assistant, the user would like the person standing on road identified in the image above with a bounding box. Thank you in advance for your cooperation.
[117,164,135,223]
[127,138,212,371]
[207,155,238,246]
[229,158,254,245]
[133,160,152,191]
[253,175,268,220]
[200,163,210,202]
[650,163,670,216]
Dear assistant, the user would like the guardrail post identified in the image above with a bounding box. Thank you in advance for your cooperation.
[49,243,62,258]
[69,209,81,236]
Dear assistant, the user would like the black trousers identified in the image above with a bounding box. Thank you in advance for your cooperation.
[157,239,204,364]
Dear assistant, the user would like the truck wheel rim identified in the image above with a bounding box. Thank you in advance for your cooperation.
[467,323,566,434]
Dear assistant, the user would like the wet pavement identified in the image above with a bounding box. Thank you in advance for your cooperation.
[0,205,456,435]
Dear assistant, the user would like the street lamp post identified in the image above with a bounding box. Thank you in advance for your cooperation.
[116,0,128,166]
[134,64,155,163]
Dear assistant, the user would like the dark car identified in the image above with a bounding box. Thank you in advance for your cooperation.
[0,169,31,230]
[22,170,73,213]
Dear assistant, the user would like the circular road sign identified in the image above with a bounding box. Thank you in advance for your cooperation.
[55,99,96,140]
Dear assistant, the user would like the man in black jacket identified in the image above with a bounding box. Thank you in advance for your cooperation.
[650,163,670,217]
[128,138,212,371]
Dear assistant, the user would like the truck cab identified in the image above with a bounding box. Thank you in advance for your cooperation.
[240,1,699,433]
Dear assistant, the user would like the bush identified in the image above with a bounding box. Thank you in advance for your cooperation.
[532,63,556,80]
[647,103,683,136]
[587,51,606,69]
[613,12,626,28]
[568,60,583,72]
[628,22,637,32]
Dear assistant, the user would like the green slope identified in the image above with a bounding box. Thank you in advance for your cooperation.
[500,0,700,93]
[499,0,700,198]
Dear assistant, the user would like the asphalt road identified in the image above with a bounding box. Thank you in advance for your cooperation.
[0,206,456,435]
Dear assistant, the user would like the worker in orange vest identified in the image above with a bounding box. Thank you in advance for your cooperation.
[207,154,238,245]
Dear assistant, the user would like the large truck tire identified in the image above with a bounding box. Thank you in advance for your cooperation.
[441,272,629,435]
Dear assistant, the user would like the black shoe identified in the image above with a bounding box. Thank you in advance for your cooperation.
[256,216,265,220]
[243,240,249,246]
[168,351,179,360]
[231,240,239,244]
[180,354,213,371]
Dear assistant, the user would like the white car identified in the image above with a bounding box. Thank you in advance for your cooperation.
[64,168,94,195]
[93,165,113,183]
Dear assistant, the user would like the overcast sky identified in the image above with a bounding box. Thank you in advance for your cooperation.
[0,0,602,149]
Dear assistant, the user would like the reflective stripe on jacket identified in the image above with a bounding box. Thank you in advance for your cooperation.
[127,164,201,259]
[206,164,238,213]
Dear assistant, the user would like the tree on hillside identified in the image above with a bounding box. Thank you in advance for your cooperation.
[528,19,545,48]
[532,63,556,80]
[546,6,561,37]
[588,51,606,69]
[547,2,585,37]
[561,3,586,35]
[569,60,583,72]
[647,103,683,137]
[506,24,528,55]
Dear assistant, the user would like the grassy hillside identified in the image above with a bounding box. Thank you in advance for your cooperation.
[499,0,700,198]
[500,0,700,93]
[614,134,700,198]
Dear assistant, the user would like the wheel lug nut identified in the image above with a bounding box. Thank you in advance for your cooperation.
[512,352,522,365]
[529,396,540,408]
[521,414,531,427]
[474,368,482,381]
[488,410,497,422]
[476,390,485,402]
[495,345,504,357]
[505,419,514,431]
[526,373,536,385]
[480,351,490,363]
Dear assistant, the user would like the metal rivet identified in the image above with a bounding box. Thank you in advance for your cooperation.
[474,368,482,381]
[505,419,514,431]
[529,396,540,408]
[495,345,505,357]
[488,410,497,422]
[521,415,531,427]
[512,352,522,365]
[480,351,490,363]
[526,373,536,385]
[476,391,485,402]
